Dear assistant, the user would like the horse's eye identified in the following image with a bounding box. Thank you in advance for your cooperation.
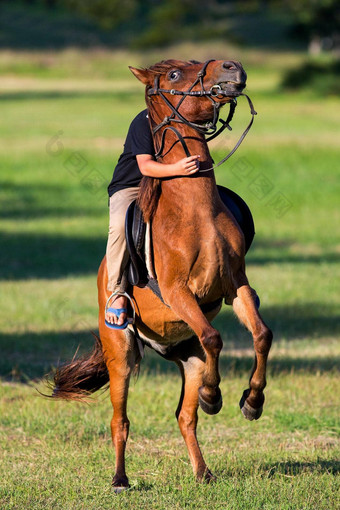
[169,70,181,81]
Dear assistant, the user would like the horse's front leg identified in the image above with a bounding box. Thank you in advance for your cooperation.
[162,285,223,415]
[232,279,273,420]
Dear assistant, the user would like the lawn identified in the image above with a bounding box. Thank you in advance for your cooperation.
[0,46,339,509]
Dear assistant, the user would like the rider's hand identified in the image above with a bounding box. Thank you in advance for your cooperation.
[136,153,200,178]
[173,155,200,176]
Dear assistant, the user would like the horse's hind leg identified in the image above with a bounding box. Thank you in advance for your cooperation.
[232,281,273,421]
[101,327,138,492]
[170,338,215,482]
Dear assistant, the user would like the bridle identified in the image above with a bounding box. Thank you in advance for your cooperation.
[146,59,257,172]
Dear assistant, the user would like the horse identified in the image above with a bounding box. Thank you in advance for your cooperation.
[51,59,273,490]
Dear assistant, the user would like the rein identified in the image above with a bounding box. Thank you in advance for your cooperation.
[200,93,257,173]
[147,60,257,171]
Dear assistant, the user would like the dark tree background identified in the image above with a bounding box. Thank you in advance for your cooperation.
[10,0,339,52]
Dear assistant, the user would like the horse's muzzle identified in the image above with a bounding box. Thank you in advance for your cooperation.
[217,61,247,96]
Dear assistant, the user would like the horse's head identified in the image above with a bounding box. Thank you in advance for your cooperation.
[129,59,247,127]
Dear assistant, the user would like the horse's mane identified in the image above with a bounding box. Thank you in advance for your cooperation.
[137,60,202,222]
[137,176,161,224]
[146,59,201,75]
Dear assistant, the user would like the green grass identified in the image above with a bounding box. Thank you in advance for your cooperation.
[1,373,339,509]
[0,46,339,508]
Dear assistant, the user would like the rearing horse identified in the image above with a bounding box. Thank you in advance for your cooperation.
[52,59,273,490]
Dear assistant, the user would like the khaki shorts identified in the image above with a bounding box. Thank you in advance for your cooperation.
[106,187,139,292]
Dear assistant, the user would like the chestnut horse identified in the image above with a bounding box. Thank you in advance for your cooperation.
[52,59,272,490]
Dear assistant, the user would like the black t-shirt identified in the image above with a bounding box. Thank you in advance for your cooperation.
[108,109,155,196]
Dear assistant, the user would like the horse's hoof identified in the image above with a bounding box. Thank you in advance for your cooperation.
[112,475,130,493]
[198,386,223,415]
[239,389,263,421]
[197,468,217,483]
[204,469,217,483]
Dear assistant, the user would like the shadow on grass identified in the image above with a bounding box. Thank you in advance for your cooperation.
[0,90,141,102]
[0,182,107,220]
[0,231,105,280]
[246,238,340,266]
[142,347,339,377]
[218,459,340,478]
[247,251,340,266]
[0,330,94,382]
[1,224,339,281]
[248,252,340,265]
[0,205,105,220]
[213,303,340,345]
[0,329,338,383]
[264,460,340,477]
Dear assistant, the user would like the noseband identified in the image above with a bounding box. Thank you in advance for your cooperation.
[147,59,257,170]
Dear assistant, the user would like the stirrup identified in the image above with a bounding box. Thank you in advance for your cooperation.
[105,291,136,329]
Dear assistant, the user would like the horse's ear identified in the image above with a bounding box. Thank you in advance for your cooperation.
[129,67,153,86]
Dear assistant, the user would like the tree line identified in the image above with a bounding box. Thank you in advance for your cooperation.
[14,0,340,53]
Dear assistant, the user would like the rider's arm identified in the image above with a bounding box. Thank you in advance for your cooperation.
[137,154,200,178]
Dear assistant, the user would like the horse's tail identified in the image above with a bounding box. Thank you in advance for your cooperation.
[51,333,109,401]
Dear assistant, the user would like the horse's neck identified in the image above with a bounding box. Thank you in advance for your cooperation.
[155,122,219,214]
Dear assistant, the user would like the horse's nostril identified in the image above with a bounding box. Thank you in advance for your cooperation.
[223,61,236,71]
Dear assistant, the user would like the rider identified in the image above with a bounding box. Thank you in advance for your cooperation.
[105,108,200,328]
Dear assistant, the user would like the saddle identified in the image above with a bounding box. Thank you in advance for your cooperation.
[125,198,163,301]
[125,200,148,287]
[125,185,255,299]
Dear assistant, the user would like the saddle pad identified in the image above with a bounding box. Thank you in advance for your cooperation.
[217,185,255,253]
